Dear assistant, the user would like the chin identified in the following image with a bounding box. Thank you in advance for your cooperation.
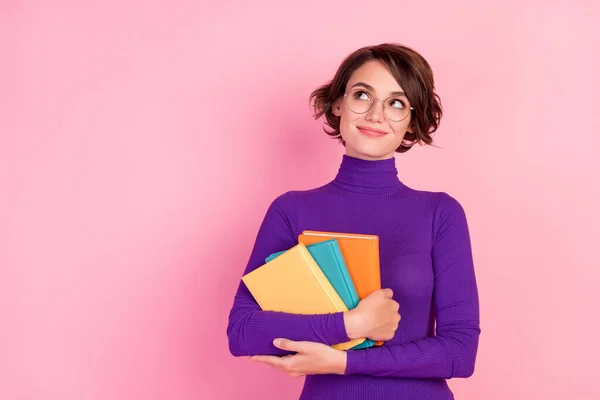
[344,137,398,160]
[346,146,396,160]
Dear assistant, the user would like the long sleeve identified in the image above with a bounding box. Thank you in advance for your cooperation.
[345,193,481,378]
[226,192,350,357]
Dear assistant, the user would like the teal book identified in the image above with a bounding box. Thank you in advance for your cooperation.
[266,239,376,350]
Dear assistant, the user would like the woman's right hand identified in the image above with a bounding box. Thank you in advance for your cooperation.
[343,288,401,341]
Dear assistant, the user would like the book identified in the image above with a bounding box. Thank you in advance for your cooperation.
[298,230,383,346]
[242,243,365,351]
[266,239,374,350]
[265,239,359,309]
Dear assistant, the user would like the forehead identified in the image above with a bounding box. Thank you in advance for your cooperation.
[346,60,404,93]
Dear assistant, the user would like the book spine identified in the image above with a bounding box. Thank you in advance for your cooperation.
[330,244,355,306]
[297,245,348,312]
[303,231,377,240]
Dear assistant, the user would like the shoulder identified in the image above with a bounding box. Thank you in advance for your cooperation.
[269,184,331,207]
[399,184,465,215]
[399,185,468,232]
[426,191,470,241]
[266,191,298,215]
[433,192,466,218]
[266,184,332,221]
[266,187,321,214]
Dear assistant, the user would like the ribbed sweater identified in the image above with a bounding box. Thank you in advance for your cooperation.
[227,154,480,400]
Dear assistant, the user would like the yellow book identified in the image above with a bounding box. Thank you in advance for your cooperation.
[242,243,365,351]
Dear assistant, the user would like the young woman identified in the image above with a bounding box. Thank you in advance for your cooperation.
[227,43,480,400]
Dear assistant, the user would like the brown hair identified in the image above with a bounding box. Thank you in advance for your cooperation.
[309,43,442,153]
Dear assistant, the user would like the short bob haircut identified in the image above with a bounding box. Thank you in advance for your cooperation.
[310,43,442,153]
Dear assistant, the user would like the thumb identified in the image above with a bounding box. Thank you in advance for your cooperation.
[273,338,312,352]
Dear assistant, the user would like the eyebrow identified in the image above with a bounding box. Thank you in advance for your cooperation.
[350,81,407,97]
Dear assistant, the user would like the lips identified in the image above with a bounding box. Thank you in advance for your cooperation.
[357,126,387,138]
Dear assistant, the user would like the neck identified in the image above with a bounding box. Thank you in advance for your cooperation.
[332,154,403,194]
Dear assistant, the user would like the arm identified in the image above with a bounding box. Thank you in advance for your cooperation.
[226,193,350,357]
[345,193,481,379]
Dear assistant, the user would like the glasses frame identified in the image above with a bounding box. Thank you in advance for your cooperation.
[343,88,414,122]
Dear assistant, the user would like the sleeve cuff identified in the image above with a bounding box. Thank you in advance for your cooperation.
[328,311,351,345]
[344,348,370,375]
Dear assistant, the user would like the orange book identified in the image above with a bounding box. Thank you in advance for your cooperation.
[298,230,384,346]
[242,243,365,351]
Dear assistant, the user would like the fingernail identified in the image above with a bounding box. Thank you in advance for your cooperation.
[273,339,281,347]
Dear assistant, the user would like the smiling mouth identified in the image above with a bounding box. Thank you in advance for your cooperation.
[357,126,387,138]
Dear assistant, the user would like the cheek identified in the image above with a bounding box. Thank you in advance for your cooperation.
[391,120,411,136]
[337,113,353,135]
[339,111,364,130]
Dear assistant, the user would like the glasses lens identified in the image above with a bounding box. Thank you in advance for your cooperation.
[346,89,373,114]
[384,97,411,122]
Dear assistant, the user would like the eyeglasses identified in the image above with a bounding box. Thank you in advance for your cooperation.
[343,88,414,122]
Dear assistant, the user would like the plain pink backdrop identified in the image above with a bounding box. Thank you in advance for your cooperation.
[2,1,599,399]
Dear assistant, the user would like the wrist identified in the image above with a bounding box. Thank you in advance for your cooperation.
[340,350,348,375]
[343,310,364,340]
[332,349,348,375]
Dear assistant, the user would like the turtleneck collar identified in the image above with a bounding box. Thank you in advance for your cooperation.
[332,154,404,194]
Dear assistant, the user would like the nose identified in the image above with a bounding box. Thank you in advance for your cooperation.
[365,99,385,123]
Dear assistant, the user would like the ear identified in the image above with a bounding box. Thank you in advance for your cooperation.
[406,117,415,133]
[332,98,342,117]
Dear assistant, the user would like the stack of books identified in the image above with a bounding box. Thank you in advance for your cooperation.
[242,230,382,351]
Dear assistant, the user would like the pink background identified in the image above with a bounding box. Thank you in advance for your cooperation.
[2,1,599,399]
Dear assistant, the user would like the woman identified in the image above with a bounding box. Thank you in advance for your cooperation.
[227,43,480,400]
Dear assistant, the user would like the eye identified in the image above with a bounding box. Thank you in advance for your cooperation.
[388,98,406,109]
[353,90,371,101]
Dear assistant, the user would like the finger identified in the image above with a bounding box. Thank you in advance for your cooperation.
[273,338,314,353]
[381,288,394,298]
[265,353,297,375]
[249,355,283,368]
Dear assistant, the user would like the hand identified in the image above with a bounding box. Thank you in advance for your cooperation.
[249,338,347,377]
[344,288,400,341]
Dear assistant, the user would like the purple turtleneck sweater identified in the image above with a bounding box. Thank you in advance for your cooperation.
[227,154,480,400]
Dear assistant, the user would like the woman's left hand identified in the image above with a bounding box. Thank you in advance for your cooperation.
[249,338,347,378]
